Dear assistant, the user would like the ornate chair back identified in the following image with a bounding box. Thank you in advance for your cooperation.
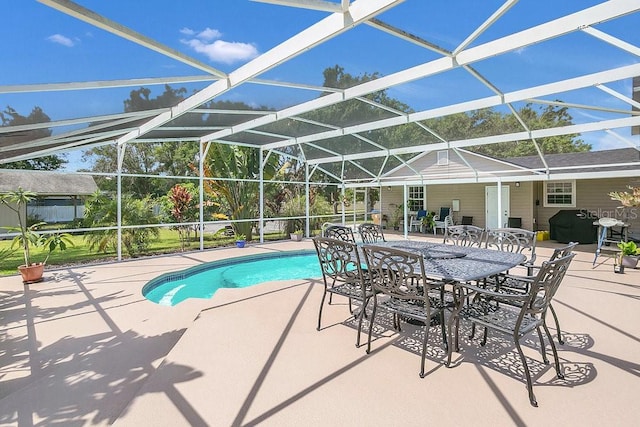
[526,253,575,317]
[358,222,386,244]
[443,225,485,247]
[362,245,428,301]
[324,225,356,243]
[313,236,366,293]
[485,227,537,266]
[549,241,578,261]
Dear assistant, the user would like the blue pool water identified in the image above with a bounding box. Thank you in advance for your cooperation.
[142,250,321,306]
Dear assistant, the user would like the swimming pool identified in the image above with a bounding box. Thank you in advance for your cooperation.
[142,250,321,306]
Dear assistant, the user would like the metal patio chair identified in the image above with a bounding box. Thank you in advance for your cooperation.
[323,224,356,243]
[443,225,485,248]
[313,237,374,347]
[362,244,448,378]
[473,228,539,340]
[449,252,575,407]
[486,241,579,345]
[358,222,386,244]
[485,227,537,274]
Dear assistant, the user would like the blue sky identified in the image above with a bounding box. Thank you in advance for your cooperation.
[2,0,640,170]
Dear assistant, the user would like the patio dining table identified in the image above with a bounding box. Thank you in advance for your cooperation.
[367,240,526,283]
[362,240,528,367]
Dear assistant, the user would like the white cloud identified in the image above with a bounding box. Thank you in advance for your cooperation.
[197,27,222,41]
[47,34,75,47]
[182,38,259,65]
[180,27,195,36]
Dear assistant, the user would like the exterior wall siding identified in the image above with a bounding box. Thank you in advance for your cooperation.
[386,149,522,179]
[363,177,640,239]
[376,186,414,228]
[379,181,535,231]
[535,177,640,238]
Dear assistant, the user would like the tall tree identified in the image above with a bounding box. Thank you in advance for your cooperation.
[83,85,193,196]
[465,104,590,158]
[0,106,67,170]
[309,67,590,180]
[303,65,420,194]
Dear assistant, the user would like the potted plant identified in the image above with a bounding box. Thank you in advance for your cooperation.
[1,188,74,283]
[235,233,246,248]
[617,240,639,270]
[609,185,640,208]
[421,211,435,233]
[290,230,304,241]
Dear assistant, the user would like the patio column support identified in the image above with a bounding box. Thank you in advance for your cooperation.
[305,161,310,237]
[352,188,357,225]
[341,184,346,225]
[364,189,369,222]
[378,184,383,228]
[199,142,204,250]
[497,179,503,228]
[341,162,346,224]
[259,148,265,243]
[116,142,124,261]
[403,184,408,239]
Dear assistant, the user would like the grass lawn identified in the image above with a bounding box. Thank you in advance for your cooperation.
[0,228,289,277]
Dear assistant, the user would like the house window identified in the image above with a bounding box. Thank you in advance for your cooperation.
[544,181,575,207]
[407,186,424,211]
[437,150,449,165]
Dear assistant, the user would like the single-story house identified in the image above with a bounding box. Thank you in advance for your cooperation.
[0,170,98,230]
[375,148,640,242]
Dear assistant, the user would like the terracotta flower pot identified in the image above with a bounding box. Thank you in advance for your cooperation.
[18,263,45,284]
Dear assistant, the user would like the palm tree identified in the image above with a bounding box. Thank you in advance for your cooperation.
[202,144,279,240]
[84,191,160,257]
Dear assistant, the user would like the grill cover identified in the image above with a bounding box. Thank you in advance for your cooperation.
[548,210,597,244]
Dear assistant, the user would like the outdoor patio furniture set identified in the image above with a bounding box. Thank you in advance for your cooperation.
[313,224,576,407]
[409,207,455,235]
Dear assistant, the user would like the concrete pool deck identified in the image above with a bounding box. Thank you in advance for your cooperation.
[1,235,639,425]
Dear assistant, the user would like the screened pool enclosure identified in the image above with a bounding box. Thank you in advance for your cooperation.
[2,0,640,260]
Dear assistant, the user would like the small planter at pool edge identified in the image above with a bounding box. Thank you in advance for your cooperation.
[236,240,246,248]
[620,255,638,269]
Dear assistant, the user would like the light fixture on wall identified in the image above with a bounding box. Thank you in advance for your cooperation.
[515,182,520,187]
[387,186,392,191]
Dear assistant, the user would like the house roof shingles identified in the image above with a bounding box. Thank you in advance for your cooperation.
[0,170,98,196]
[505,148,640,173]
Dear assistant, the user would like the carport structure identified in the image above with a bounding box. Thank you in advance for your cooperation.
[2,0,640,251]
